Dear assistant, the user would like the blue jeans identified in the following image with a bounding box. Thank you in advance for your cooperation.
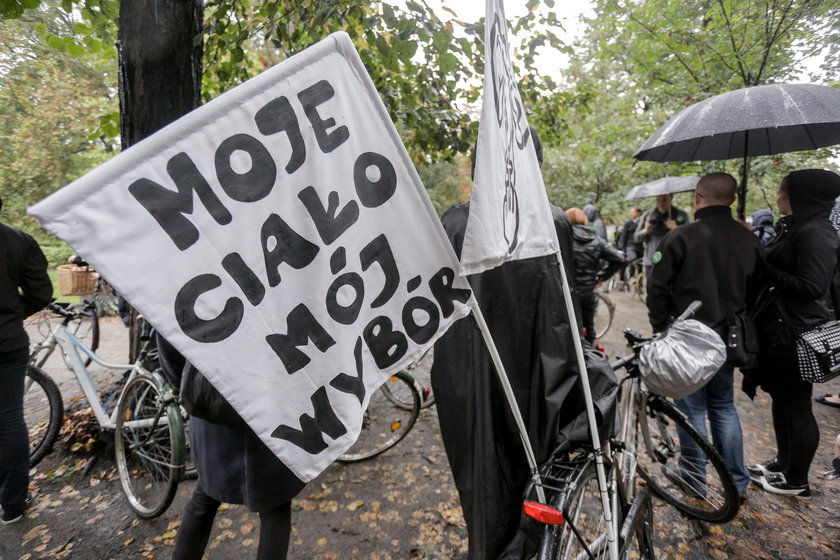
[0,349,31,513]
[675,365,750,491]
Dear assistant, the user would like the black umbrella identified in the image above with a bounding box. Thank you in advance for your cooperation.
[634,83,840,218]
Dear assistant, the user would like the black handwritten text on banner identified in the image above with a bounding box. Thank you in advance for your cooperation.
[29,33,471,482]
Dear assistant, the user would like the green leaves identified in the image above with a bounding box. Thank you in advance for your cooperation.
[199,1,564,162]
[0,0,41,20]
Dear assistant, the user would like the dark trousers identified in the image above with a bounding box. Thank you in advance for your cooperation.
[578,290,598,343]
[769,377,818,486]
[0,349,30,513]
[172,484,292,560]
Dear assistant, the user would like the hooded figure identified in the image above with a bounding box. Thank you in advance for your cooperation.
[750,208,778,247]
[582,204,607,240]
[746,169,840,497]
[434,126,619,559]
[431,204,619,559]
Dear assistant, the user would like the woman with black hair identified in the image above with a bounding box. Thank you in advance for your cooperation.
[746,169,840,497]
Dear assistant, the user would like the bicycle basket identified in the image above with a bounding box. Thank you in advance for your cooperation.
[639,319,726,399]
[56,264,98,296]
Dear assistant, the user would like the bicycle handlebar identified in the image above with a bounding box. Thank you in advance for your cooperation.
[47,301,72,316]
[674,300,702,323]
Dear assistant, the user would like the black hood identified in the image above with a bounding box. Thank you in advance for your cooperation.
[751,208,775,227]
[787,169,840,223]
[582,204,600,222]
[572,224,599,243]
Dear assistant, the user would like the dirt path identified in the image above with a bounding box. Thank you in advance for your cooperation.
[3,292,839,559]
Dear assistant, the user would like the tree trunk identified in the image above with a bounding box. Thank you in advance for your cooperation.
[118,0,203,360]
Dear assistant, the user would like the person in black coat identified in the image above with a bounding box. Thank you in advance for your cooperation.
[431,202,620,560]
[1,197,53,525]
[566,207,627,342]
[158,337,305,559]
[745,169,840,497]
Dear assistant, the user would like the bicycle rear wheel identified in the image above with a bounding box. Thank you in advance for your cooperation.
[539,458,611,560]
[636,396,739,523]
[25,365,64,467]
[115,373,185,519]
[63,304,99,368]
[337,371,420,462]
[594,292,615,340]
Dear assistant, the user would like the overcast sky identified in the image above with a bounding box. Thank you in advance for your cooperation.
[416,0,595,82]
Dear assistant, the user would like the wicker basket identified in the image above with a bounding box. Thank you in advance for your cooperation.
[56,265,98,296]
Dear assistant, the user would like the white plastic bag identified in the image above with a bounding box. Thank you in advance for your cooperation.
[640,319,726,399]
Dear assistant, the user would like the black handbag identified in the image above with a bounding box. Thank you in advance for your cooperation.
[796,320,840,383]
[701,225,760,369]
[725,312,760,369]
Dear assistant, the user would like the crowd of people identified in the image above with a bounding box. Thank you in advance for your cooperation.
[3,164,840,558]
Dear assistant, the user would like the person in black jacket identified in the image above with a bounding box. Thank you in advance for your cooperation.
[647,173,762,502]
[157,336,306,560]
[1,197,53,525]
[566,207,626,342]
[615,206,644,284]
[745,169,840,497]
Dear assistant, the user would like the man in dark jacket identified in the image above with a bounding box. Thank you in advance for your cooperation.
[634,194,689,280]
[1,197,52,525]
[615,206,643,283]
[647,173,762,502]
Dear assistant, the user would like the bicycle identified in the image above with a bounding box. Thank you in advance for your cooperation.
[612,325,738,524]
[337,370,421,462]
[23,305,186,519]
[523,302,738,559]
[383,347,435,409]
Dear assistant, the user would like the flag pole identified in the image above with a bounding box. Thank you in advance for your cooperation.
[469,299,546,504]
[554,249,618,560]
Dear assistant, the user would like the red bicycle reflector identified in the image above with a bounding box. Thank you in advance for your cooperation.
[523,501,564,525]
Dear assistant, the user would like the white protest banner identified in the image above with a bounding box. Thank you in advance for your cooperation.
[458,0,559,275]
[29,31,472,482]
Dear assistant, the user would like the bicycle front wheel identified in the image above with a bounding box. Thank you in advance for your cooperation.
[594,292,615,340]
[63,304,99,368]
[115,373,185,519]
[337,371,420,463]
[25,365,64,467]
[618,489,656,559]
[636,396,739,523]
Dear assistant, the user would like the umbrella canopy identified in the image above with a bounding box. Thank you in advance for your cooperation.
[634,83,840,162]
[624,176,700,200]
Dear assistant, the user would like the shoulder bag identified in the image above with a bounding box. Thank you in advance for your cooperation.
[796,320,840,383]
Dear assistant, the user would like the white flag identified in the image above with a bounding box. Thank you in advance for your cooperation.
[29,32,471,482]
[459,0,559,275]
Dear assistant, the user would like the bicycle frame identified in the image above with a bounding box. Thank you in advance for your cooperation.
[52,325,153,431]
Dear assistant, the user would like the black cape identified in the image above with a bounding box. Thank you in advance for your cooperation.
[431,203,619,560]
